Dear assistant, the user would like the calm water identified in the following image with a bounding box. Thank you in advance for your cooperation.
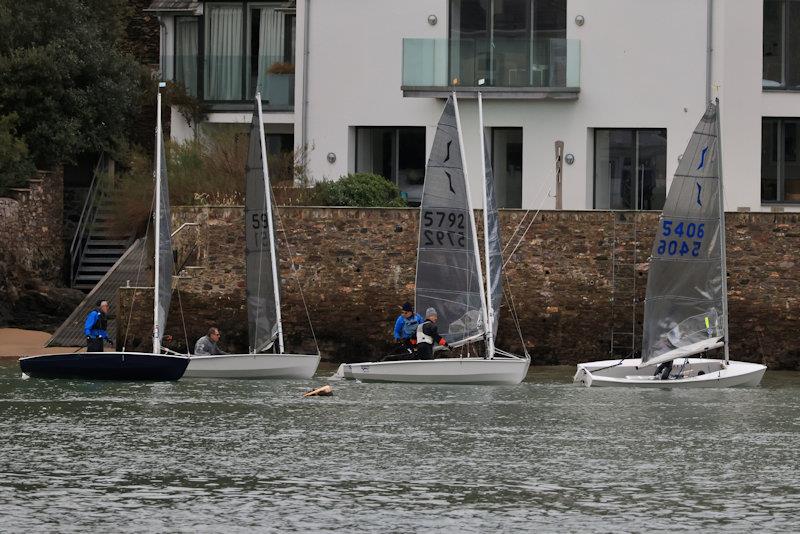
[0,360,798,533]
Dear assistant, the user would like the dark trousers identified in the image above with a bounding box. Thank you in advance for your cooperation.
[417,343,433,360]
[87,337,104,353]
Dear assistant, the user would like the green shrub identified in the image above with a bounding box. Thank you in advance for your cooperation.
[314,173,407,207]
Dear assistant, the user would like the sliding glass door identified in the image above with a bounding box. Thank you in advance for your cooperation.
[594,129,667,210]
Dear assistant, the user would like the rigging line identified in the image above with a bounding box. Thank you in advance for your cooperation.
[271,199,320,355]
[502,187,553,270]
[502,267,528,357]
[123,195,154,351]
[501,177,548,256]
[501,210,529,256]
[176,282,190,355]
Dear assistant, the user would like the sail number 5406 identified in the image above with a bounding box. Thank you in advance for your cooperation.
[658,219,704,257]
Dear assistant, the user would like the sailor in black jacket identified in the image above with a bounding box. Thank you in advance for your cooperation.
[416,307,448,360]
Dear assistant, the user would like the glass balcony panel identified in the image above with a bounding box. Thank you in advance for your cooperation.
[402,37,580,90]
[164,54,293,111]
[248,54,295,110]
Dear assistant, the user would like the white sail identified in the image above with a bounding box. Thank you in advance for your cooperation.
[478,92,503,346]
[245,95,282,353]
[641,102,725,367]
[153,91,174,354]
[415,95,486,347]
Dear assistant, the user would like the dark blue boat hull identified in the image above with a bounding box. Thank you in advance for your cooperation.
[19,352,189,381]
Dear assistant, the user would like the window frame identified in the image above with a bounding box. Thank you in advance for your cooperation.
[592,127,668,211]
[199,1,296,105]
[761,117,800,204]
[173,15,200,96]
[763,0,800,92]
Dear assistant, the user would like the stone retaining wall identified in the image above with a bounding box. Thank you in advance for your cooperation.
[117,206,800,368]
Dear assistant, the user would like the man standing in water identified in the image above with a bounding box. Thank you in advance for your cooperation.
[194,327,228,356]
[84,300,111,353]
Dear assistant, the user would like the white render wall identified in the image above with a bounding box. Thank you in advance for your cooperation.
[165,0,800,212]
[297,0,800,212]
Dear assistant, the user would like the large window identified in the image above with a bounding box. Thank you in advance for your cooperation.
[762,118,800,202]
[200,2,295,105]
[763,0,800,90]
[449,0,566,87]
[355,127,426,204]
[491,128,523,208]
[175,17,198,96]
[594,129,667,210]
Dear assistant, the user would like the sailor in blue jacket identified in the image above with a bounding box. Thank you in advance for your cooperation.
[393,302,423,352]
[84,300,111,353]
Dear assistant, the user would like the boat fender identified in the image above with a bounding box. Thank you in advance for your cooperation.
[303,384,333,397]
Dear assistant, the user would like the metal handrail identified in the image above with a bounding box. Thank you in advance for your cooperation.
[69,154,108,285]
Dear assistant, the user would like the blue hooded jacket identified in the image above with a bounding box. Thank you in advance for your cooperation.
[84,309,109,340]
[393,313,423,341]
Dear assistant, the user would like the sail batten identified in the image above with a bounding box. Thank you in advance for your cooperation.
[415,95,485,347]
[641,102,725,365]
[245,97,280,353]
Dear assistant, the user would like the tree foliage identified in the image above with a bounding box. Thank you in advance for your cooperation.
[314,173,407,207]
[0,0,141,170]
[0,113,35,194]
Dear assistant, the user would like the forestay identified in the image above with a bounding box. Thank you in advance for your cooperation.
[415,96,485,347]
[245,105,279,352]
[641,102,725,367]
[154,132,174,350]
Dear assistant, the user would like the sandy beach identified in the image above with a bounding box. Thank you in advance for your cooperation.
[0,328,83,358]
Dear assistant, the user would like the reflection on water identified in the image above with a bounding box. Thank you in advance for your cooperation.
[0,361,798,532]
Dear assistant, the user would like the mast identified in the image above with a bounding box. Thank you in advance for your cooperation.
[716,98,729,364]
[255,94,284,353]
[452,92,490,348]
[477,91,495,360]
[152,86,163,355]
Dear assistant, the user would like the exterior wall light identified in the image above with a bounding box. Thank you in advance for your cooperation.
[327,152,336,164]
[575,15,585,26]
[565,153,575,165]
[428,14,438,26]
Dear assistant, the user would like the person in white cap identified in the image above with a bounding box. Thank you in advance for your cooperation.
[416,307,448,360]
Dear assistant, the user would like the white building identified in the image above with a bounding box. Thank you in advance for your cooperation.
[148,0,800,212]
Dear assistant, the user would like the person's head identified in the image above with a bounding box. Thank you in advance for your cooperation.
[208,327,221,342]
[400,301,414,318]
[97,300,109,313]
[425,307,438,322]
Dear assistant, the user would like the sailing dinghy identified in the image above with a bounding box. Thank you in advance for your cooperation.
[574,101,766,388]
[183,95,320,378]
[335,93,530,385]
[19,87,189,380]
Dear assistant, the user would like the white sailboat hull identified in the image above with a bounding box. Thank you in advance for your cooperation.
[184,353,320,379]
[337,357,530,385]
[573,358,766,388]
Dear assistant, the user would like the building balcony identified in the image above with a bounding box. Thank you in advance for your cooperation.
[168,54,295,112]
[401,38,580,99]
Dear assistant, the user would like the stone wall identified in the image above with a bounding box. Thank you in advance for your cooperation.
[0,170,85,329]
[0,171,64,283]
[117,206,800,369]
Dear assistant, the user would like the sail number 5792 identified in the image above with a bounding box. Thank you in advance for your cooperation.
[657,219,704,257]
[422,210,466,248]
